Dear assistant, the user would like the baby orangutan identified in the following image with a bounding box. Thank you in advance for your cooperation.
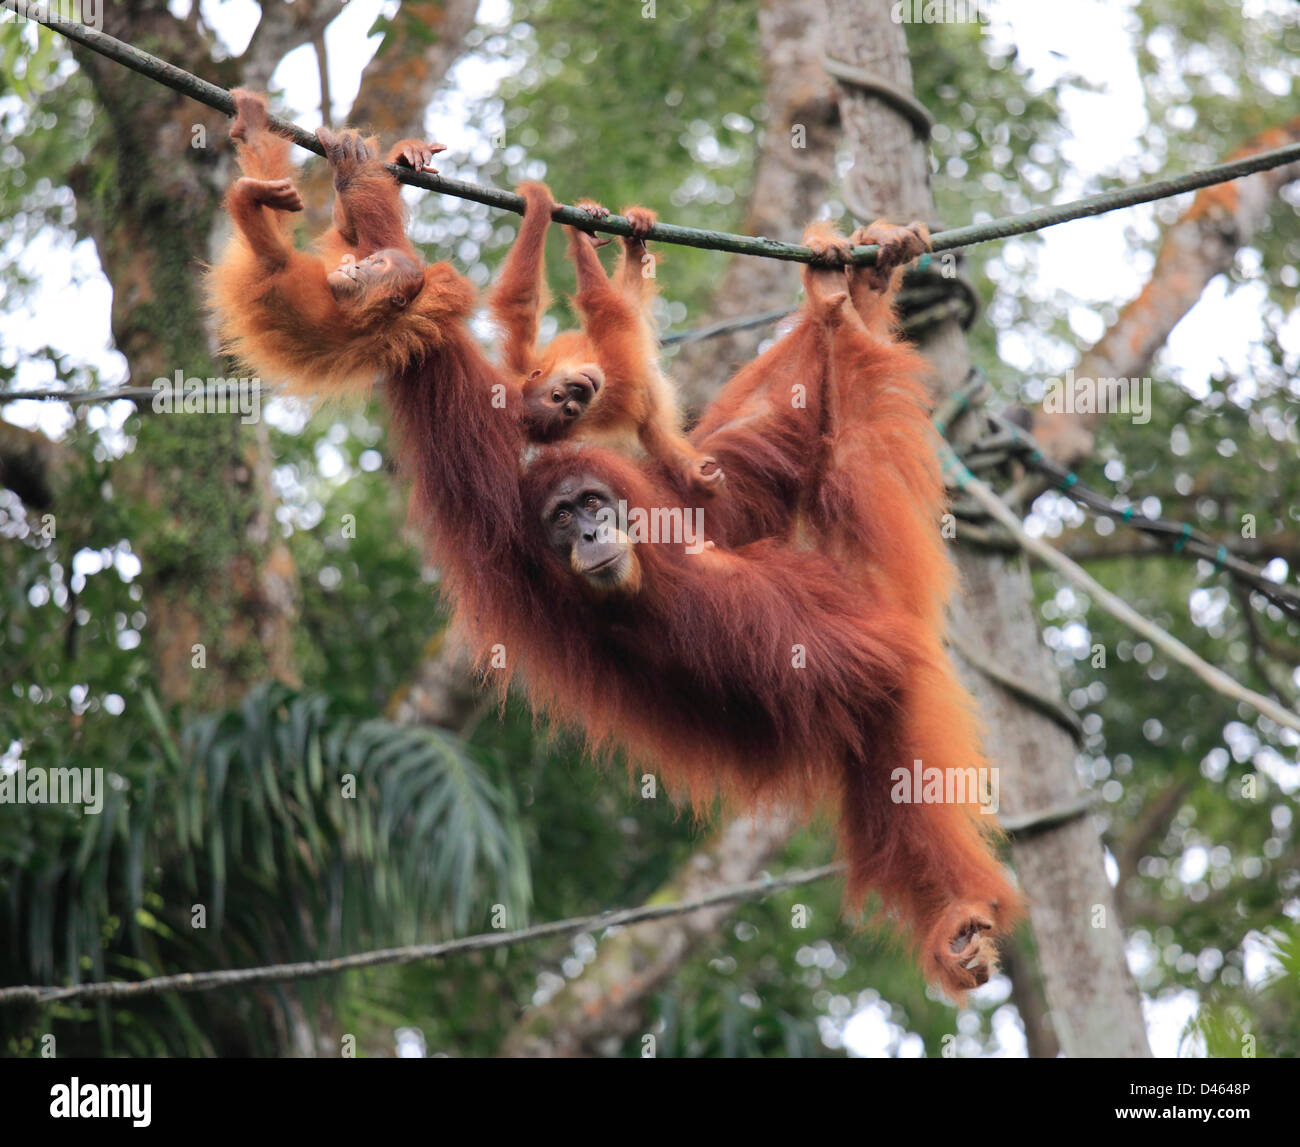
[209,89,451,395]
[489,182,722,498]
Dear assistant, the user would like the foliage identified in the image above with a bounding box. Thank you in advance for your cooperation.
[1180,924,1300,1057]
[0,682,529,1056]
[640,837,1016,1059]
[1033,0,1300,1038]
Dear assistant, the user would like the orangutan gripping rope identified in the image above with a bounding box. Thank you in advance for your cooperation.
[209,101,1020,998]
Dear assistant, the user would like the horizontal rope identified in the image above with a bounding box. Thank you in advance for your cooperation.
[660,306,796,348]
[14,5,1300,265]
[0,272,981,405]
[0,385,162,404]
[0,863,841,1005]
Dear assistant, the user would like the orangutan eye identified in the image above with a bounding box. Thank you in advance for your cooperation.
[553,509,571,526]
[584,495,601,511]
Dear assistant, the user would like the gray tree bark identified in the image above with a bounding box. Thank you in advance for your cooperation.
[829,0,1150,1057]
[673,0,840,412]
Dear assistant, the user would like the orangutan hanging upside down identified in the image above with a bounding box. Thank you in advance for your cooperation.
[208,88,451,396]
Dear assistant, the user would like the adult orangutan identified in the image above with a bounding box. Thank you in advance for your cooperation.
[208,103,1020,997]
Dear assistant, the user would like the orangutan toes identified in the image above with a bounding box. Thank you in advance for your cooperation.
[574,199,612,247]
[575,198,610,220]
[624,206,657,238]
[799,223,857,318]
[851,219,931,280]
[803,221,856,265]
[229,89,271,140]
[932,904,998,994]
[390,139,447,172]
[802,273,850,316]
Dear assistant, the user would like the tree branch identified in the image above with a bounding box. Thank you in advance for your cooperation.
[1033,118,1300,467]
[240,0,347,93]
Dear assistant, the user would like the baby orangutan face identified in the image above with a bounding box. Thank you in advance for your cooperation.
[328,248,425,308]
[541,472,641,596]
[520,363,603,442]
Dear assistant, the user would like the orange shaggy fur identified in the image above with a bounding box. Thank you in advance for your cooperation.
[207,100,1021,999]
[207,89,447,397]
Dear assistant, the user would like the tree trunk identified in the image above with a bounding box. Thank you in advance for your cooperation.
[672,0,840,412]
[348,0,480,137]
[298,0,480,232]
[830,0,1150,1057]
[67,2,299,708]
[501,812,797,1058]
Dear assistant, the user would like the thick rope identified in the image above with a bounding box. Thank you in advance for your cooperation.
[994,414,1300,622]
[930,377,1300,623]
[13,6,1300,264]
[822,54,935,139]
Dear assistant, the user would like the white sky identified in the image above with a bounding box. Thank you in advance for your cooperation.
[1,0,1293,1058]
